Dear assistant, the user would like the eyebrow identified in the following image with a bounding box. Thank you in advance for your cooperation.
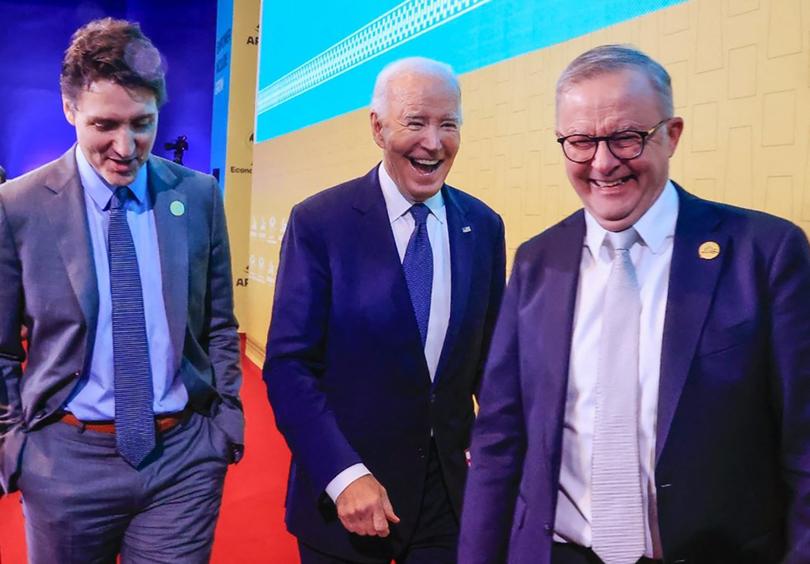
[87,113,156,123]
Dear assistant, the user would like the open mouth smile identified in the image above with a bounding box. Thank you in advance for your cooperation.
[409,157,442,174]
[591,175,634,189]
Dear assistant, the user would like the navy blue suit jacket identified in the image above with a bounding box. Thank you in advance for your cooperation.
[264,166,505,561]
[459,186,810,564]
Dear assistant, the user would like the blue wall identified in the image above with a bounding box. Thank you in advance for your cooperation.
[0,0,217,179]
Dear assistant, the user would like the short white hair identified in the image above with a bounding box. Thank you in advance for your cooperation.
[370,57,462,121]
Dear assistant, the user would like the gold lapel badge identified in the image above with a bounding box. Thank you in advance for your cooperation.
[170,200,185,217]
[698,241,720,260]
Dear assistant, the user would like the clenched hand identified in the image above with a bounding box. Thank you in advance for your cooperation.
[335,474,401,537]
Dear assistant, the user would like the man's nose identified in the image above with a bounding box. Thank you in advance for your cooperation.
[112,128,136,156]
[420,126,442,152]
[590,139,621,174]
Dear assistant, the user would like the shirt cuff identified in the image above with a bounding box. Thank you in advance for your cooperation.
[325,463,371,503]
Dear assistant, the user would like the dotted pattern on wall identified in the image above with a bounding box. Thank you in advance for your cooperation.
[256,0,491,115]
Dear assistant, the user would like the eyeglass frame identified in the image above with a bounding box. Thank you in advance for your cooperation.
[556,118,672,164]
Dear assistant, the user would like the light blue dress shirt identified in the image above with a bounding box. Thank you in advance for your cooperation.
[65,147,187,420]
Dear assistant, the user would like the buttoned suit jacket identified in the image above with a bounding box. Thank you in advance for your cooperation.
[459,185,810,564]
[0,147,244,494]
[264,166,506,562]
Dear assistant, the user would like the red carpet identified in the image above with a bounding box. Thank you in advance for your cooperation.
[0,353,299,563]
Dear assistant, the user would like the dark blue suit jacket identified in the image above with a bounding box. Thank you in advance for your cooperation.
[459,185,810,564]
[264,166,505,562]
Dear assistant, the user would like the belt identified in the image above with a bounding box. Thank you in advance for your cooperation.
[58,409,190,435]
[552,542,663,564]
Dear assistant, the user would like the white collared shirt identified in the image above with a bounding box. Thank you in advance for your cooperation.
[324,162,452,502]
[554,181,679,558]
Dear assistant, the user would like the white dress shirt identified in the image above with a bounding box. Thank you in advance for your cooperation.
[325,162,452,502]
[554,181,679,558]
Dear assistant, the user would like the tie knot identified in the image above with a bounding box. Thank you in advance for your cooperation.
[409,203,431,226]
[111,186,131,210]
[606,228,638,252]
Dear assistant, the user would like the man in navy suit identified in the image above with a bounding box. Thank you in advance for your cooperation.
[459,45,810,564]
[264,57,506,563]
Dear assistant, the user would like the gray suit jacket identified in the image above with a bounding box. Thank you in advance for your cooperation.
[0,147,244,493]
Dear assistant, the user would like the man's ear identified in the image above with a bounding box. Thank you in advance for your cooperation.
[370,111,385,149]
[62,96,77,126]
[665,116,684,157]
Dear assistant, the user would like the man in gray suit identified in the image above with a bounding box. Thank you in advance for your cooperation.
[0,18,243,563]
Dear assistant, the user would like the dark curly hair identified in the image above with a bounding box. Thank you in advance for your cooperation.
[60,17,167,107]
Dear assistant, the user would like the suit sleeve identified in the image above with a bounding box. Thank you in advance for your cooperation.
[0,196,25,494]
[459,245,528,564]
[206,179,244,454]
[769,225,810,560]
[263,204,362,495]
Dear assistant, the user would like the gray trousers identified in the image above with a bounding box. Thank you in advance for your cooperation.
[17,411,230,564]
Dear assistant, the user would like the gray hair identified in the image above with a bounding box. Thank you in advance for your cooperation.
[556,44,674,116]
[370,57,462,121]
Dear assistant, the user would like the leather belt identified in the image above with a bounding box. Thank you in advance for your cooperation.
[58,409,190,435]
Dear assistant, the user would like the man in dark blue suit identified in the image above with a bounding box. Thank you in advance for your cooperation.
[459,45,810,564]
[264,57,506,563]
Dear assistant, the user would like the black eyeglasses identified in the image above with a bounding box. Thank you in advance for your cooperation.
[556,118,671,163]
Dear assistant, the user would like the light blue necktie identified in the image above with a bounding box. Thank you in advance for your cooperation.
[109,186,155,468]
[402,204,433,347]
[591,229,646,564]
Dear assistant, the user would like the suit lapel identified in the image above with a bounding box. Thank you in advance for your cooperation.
[538,212,584,475]
[148,157,188,368]
[43,149,99,339]
[433,186,472,388]
[352,167,429,378]
[656,186,725,461]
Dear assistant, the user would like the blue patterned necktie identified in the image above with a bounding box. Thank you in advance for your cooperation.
[402,203,433,347]
[108,186,155,468]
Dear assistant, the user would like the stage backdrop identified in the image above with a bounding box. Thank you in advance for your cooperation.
[0,0,217,179]
[246,0,810,365]
[210,0,261,328]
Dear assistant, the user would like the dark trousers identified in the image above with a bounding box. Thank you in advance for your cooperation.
[552,542,662,564]
[300,440,459,564]
[18,411,230,564]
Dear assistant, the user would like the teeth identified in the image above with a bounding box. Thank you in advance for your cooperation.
[413,159,439,166]
[593,178,627,188]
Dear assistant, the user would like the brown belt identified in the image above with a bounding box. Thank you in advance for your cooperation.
[58,409,189,435]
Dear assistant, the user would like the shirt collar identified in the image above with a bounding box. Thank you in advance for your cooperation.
[75,145,149,210]
[378,162,446,224]
[584,180,679,255]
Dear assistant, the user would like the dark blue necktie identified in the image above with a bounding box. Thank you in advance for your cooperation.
[109,186,155,467]
[402,203,433,347]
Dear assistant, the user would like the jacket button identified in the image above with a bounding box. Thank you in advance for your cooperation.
[543,523,552,534]
[430,393,436,403]
[416,447,426,459]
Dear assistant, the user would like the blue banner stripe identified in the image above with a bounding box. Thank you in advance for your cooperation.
[256,0,685,142]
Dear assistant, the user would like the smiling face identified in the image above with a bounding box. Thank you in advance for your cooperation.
[370,71,461,202]
[556,69,683,231]
[63,79,158,186]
